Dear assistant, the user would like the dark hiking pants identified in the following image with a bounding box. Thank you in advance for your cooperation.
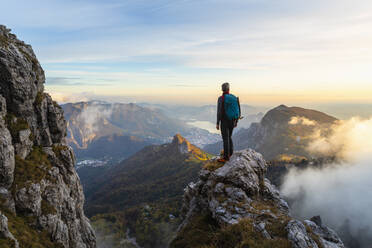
[221,119,234,160]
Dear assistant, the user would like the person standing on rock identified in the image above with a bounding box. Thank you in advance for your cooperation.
[216,82,241,162]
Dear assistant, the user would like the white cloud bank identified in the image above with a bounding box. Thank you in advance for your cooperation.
[281,117,372,246]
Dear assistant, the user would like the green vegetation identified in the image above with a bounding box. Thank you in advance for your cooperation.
[34,91,45,106]
[86,141,210,247]
[5,114,29,142]
[41,199,57,215]
[0,207,63,248]
[0,33,10,48]
[52,144,70,160]
[305,224,324,248]
[203,160,224,171]
[91,213,129,247]
[52,100,62,110]
[171,197,293,248]
[0,238,16,248]
[91,202,181,248]
[12,146,53,194]
[170,214,291,248]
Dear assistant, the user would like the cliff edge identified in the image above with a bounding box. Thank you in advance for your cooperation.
[171,149,344,248]
[0,25,96,247]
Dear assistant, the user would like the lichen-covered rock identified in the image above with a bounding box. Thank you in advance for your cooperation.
[0,25,96,247]
[173,149,344,248]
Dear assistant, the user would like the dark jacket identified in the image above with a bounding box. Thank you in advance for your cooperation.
[217,95,224,125]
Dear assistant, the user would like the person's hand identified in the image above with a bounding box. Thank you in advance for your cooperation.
[216,124,219,130]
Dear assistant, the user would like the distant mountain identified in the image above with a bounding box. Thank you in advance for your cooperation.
[62,101,219,161]
[204,105,338,160]
[139,103,266,129]
[84,134,211,247]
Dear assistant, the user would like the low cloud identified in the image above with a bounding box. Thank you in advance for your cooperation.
[289,116,317,126]
[281,117,372,247]
[77,104,114,136]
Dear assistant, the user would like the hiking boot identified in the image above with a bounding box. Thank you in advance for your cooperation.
[217,158,229,163]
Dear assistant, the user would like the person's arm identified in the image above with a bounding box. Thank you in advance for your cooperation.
[216,97,222,129]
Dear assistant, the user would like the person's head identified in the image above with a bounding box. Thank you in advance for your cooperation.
[221,82,230,93]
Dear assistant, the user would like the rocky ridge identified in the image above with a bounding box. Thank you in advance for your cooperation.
[171,149,344,248]
[0,25,96,247]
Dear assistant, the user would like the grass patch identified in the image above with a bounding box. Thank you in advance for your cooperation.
[305,224,324,248]
[0,34,10,48]
[170,214,219,248]
[34,92,45,107]
[203,160,224,171]
[41,199,57,215]
[0,208,63,248]
[0,237,16,248]
[12,146,53,194]
[52,144,70,160]
[170,215,292,248]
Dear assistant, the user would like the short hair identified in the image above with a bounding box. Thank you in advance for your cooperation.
[222,82,230,92]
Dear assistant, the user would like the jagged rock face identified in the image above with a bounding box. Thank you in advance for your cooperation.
[175,149,344,248]
[0,25,96,247]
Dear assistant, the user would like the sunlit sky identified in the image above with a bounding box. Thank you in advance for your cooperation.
[2,0,372,105]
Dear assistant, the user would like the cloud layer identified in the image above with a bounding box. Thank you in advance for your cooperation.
[281,117,372,246]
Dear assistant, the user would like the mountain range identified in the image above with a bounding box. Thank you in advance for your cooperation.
[139,102,266,129]
[62,101,220,162]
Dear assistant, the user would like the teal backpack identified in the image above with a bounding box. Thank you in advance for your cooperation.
[223,94,240,120]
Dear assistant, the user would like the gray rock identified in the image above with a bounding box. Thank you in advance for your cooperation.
[304,219,345,248]
[0,211,19,248]
[0,187,15,212]
[0,96,15,189]
[14,128,33,159]
[175,148,344,248]
[286,220,319,248]
[0,25,96,247]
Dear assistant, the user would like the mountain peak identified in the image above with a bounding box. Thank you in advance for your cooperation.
[275,104,288,110]
[172,133,193,154]
[171,149,345,248]
[172,133,189,144]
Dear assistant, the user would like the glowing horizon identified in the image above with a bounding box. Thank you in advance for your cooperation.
[3,0,372,105]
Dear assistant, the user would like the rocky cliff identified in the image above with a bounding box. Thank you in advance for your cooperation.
[171,149,345,248]
[0,25,96,247]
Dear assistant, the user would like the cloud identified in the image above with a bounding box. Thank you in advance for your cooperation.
[281,117,372,247]
[77,104,113,136]
[48,92,91,103]
[289,116,317,126]
[306,117,372,160]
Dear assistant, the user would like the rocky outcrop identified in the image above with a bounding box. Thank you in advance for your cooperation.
[0,25,96,247]
[172,149,344,248]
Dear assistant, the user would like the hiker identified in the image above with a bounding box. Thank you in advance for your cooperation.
[216,82,241,163]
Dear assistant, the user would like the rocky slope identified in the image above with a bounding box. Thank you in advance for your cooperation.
[0,25,96,247]
[171,149,345,248]
[205,105,338,160]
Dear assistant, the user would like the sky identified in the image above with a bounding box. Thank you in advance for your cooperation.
[2,0,372,105]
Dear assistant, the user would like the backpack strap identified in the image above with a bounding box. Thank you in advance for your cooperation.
[237,96,241,118]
